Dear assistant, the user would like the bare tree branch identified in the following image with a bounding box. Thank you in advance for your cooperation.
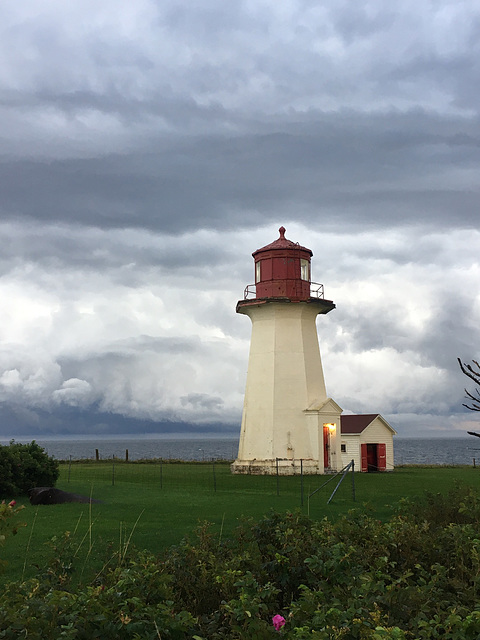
[458,357,480,413]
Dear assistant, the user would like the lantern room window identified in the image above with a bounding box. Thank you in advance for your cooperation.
[300,259,309,281]
[255,261,261,283]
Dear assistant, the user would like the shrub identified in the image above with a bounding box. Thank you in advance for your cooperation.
[3,488,480,637]
[396,482,480,527]
[0,549,197,639]
[0,440,59,497]
[0,499,26,573]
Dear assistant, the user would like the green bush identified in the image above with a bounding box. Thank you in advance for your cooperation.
[396,482,480,527]
[2,486,480,638]
[0,441,59,497]
[0,549,197,639]
[0,499,26,573]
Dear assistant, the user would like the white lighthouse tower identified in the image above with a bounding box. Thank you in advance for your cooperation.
[232,227,343,475]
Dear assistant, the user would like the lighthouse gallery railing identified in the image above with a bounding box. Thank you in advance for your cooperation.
[243,282,325,300]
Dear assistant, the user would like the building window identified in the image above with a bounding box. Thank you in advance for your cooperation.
[255,261,261,283]
[341,443,346,453]
[300,259,309,281]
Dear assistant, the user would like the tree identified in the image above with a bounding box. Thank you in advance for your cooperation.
[458,357,480,412]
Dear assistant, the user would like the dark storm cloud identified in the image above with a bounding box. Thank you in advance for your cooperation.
[0,403,235,438]
[0,0,479,438]
[181,392,224,411]
[63,334,203,361]
[1,111,479,235]
[0,221,232,278]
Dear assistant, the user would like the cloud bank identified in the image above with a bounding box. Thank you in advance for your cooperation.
[0,0,479,438]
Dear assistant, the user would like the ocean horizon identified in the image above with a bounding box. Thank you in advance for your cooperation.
[1,435,479,466]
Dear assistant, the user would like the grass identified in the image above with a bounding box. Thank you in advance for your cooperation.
[2,462,480,585]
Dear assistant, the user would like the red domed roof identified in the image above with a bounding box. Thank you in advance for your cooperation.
[253,226,313,257]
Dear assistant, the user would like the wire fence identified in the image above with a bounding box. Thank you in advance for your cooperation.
[51,459,480,525]
[58,459,361,509]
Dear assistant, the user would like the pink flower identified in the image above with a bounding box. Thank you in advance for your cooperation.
[8,500,16,507]
[272,614,286,631]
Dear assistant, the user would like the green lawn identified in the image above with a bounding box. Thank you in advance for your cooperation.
[2,462,479,585]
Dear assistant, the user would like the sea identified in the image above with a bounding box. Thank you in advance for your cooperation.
[1,435,480,466]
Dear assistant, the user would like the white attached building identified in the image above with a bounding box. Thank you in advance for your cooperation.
[340,414,396,472]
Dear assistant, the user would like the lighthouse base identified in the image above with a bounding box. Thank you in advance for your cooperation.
[231,458,322,476]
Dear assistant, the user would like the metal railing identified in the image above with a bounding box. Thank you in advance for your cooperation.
[310,282,324,298]
[243,282,325,300]
[244,284,257,299]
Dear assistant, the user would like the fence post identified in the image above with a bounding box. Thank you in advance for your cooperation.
[125,449,129,463]
[351,459,356,501]
[276,458,279,496]
[95,448,99,461]
[300,459,304,506]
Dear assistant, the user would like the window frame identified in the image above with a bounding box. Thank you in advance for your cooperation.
[300,259,309,281]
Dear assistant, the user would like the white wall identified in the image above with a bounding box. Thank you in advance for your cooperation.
[340,435,361,470]
[233,299,333,474]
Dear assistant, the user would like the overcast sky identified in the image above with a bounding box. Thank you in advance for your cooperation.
[0,0,479,440]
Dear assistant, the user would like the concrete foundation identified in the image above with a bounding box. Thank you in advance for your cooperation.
[231,458,321,475]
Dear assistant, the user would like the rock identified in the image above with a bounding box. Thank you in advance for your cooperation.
[28,487,102,505]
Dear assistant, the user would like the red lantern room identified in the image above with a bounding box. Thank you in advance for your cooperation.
[251,226,313,301]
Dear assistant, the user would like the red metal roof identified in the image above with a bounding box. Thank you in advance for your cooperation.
[340,414,380,434]
[253,226,313,257]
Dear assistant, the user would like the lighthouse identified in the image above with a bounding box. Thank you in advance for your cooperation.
[232,227,343,475]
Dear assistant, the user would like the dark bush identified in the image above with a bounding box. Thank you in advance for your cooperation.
[0,441,59,497]
[396,482,480,527]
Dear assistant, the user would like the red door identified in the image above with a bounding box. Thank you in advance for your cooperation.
[323,425,329,468]
[361,444,387,472]
[377,443,387,471]
[361,443,368,472]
